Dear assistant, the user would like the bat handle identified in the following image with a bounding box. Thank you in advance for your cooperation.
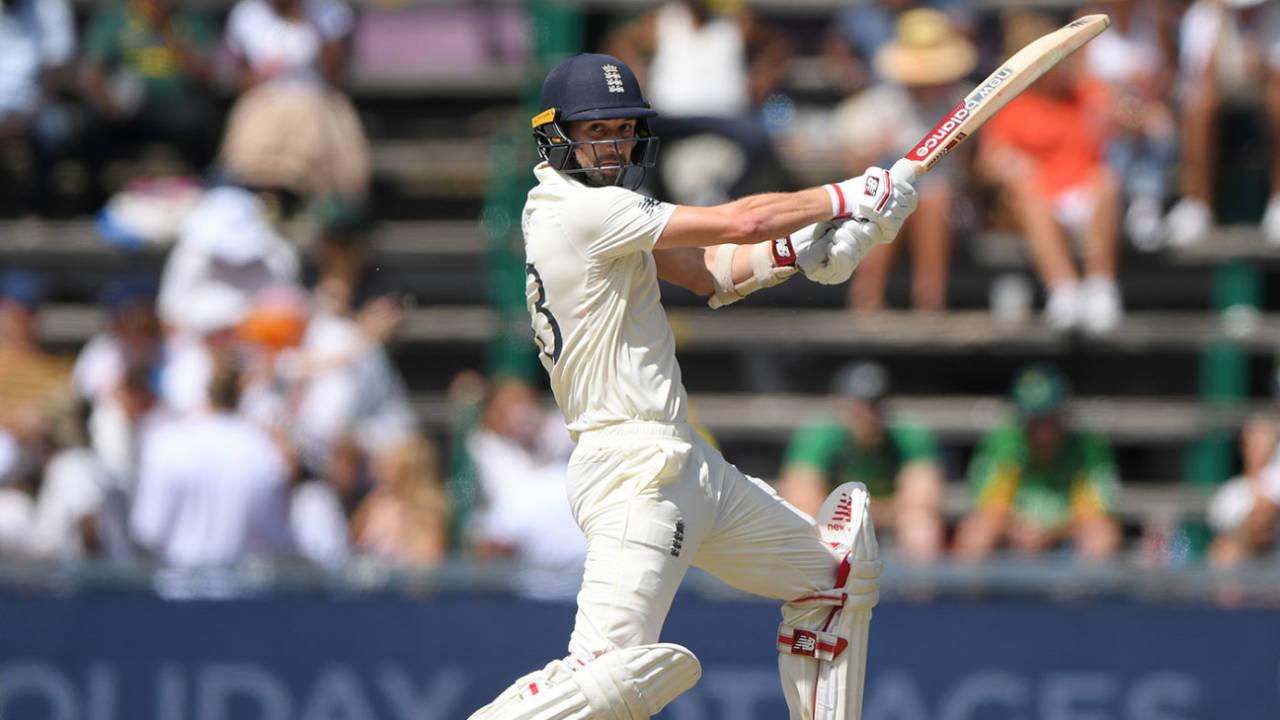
[890,157,919,186]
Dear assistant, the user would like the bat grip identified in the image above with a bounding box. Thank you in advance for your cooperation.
[890,158,919,186]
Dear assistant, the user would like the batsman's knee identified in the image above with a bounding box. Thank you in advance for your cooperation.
[467,643,701,720]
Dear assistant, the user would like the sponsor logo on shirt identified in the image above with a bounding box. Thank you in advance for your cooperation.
[637,196,660,215]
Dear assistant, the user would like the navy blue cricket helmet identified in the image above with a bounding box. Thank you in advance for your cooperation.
[532,54,660,189]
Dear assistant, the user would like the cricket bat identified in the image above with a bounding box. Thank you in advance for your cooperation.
[888,13,1111,186]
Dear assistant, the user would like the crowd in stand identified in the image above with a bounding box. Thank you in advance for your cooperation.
[3,0,1280,586]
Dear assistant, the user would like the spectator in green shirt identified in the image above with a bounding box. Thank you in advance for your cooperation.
[954,363,1121,562]
[79,0,219,187]
[777,361,945,562]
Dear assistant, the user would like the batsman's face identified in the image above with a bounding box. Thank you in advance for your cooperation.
[568,118,638,185]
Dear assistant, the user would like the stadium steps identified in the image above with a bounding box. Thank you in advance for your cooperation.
[35,304,1280,354]
[409,391,1261,444]
[4,218,1260,310]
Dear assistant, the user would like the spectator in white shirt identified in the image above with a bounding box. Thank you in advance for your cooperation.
[466,378,583,568]
[218,0,370,200]
[130,357,295,567]
[224,0,354,88]
[156,184,299,415]
[237,283,417,471]
[29,397,117,561]
[1208,414,1280,567]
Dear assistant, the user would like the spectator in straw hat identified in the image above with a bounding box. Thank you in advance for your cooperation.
[832,8,976,311]
[821,0,974,96]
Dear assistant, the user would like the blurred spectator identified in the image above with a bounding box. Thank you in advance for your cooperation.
[309,194,373,314]
[0,0,76,215]
[465,377,583,567]
[156,184,299,413]
[820,0,974,97]
[833,9,975,311]
[606,0,792,203]
[72,276,162,404]
[1206,413,1280,567]
[954,364,1122,562]
[83,362,161,564]
[225,0,353,88]
[71,280,157,517]
[776,361,944,563]
[0,426,33,555]
[236,283,417,470]
[28,397,116,561]
[289,448,352,569]
[1165,0,1280,246]
[0,269,73,473]
[130,357,295,567]
[158,185,299,336]
[218,0,370,201]
[978,11,1123,335]
[1081,0,1178,251]
[79,0,219,195]
[349,434,449,566]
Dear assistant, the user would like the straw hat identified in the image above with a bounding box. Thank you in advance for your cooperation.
[874,9,977,87]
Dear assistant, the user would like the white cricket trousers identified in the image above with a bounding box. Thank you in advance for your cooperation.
[565,421,841,659]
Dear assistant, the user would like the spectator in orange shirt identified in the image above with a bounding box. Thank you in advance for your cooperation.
[978,11,1122,335]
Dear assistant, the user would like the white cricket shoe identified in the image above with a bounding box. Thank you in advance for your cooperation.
[1043,282,1081,332]
[1124,194,1164,251]
[1164,197,1212,248]
[1080,275,1123,335]
[1262,194,1280,246]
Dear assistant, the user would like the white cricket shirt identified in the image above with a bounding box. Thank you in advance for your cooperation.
[522,163,683,438]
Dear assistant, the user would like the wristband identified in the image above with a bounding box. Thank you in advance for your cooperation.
[824,184,848,218]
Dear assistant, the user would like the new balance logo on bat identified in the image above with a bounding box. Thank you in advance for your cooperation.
[909,67,1013,161]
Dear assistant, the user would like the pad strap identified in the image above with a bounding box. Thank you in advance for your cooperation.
[708,240,800,309]
[777,624,849,661]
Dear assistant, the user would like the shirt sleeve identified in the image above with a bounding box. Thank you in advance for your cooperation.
[1260,454,1280,505]
[967,425,1022,511]
[783,418,843,474]
[561,186,677,260]
[81,7,118,64]
[889,417,938,463]
[36,0,76,67]
[223,2,254,60]
[1070,432,1119,515]
[308,0,355,40]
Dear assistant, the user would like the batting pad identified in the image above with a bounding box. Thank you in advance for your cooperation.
[778,482,881,720]
[467,642,701,720]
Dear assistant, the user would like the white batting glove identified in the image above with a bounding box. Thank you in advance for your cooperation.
[826,166,917,240]
[792,220,853,285]
[834,216,890,266]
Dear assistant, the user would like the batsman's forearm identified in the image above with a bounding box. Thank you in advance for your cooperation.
[720,187,833,246]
